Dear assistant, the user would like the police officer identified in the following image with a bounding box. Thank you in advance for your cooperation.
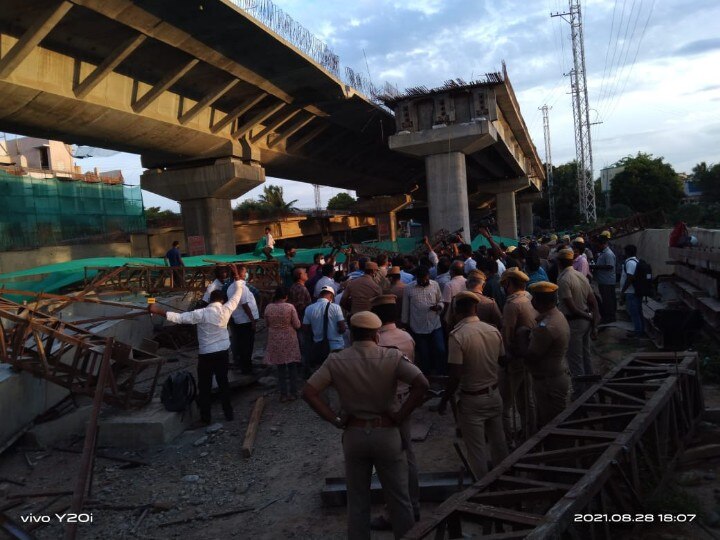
[499,267,537,442]
[439,291,508,479]
[370,295,420,529]
[556,248,600,399]
[302,311,429,540]
[518,282,571,429]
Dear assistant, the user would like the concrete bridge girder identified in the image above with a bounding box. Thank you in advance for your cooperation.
[141,159,265,254]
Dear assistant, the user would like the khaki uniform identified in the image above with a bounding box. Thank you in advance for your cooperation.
[390,281,406,321]
[557,267,593,399]
[377,323,419,517]
[342,275,383,315]
[525,308,571,428]
[500,291,538,441]
[448,316,509,479]
[446,290,503,330]
[308,342,421,540]
[373,272,392,293]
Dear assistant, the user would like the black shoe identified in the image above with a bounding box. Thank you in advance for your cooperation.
[370,515,392,531]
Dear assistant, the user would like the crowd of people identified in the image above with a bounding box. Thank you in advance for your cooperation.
[153,227,648,539]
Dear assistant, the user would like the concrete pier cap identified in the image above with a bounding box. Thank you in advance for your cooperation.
[142,158,265,254]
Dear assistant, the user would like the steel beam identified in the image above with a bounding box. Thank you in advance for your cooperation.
[406,352,703,539]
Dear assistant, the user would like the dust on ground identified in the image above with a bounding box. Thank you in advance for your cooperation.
[1,316,720,539]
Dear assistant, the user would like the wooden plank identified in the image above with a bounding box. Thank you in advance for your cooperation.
[674,265,719,297]
[242,396,265,458]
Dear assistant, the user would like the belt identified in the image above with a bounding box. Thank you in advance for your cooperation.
[532,371,567,380]
[346,415,396,428]
[460,384,497,396]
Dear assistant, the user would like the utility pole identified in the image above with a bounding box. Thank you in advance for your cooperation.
[552,0,596,223]
[540,105,556,229]
[313,184,322,212]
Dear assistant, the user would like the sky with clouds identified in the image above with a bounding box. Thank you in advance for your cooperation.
[28,0,720,210]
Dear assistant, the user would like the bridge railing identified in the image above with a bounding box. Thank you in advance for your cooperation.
[230,0,399,103]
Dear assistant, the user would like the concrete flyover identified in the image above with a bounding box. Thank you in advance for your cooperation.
[384,71,545,240]
[0,0,543,250]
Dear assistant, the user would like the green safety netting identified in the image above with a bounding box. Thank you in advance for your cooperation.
[0,171,145,251]
[0,234,515,299]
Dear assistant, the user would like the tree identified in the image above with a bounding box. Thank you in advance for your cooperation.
[609,153,684,213]
[693,161,720,203]
[144,206,180,221]
[533,161,584,229]
[327,192,356,210]
[257,184,297,211]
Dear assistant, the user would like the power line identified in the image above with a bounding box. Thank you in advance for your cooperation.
[604,0,656,121]
[540,104,556,229]
[552,0,597,223]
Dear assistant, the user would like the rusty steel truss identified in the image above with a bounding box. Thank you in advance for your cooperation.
[407,352,703,539]
[82,261,281,297]
[0,297,164,409]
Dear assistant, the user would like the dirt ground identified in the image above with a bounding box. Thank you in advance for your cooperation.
[2,315,720,539]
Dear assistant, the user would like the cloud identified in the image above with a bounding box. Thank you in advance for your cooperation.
[673,38,720,56]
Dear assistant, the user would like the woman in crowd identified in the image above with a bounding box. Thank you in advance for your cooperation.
[263,286,302,401]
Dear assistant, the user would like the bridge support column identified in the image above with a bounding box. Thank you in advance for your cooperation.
[518,202,533,237]
[495,191,517,240]
[425,152,471,242]
[141,158,264,254]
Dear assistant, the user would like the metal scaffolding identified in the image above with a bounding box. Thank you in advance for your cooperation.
[552,0,597,223]
[406,351,703,539]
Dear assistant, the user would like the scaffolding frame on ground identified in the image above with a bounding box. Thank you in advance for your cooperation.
[0,297,164,409]
[585,209,665,240]
[406,351,703,539]
[82,261,281,298]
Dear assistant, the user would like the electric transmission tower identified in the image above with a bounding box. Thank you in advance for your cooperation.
[540,105,556,229]
[313,184,322,212]
[552,0,596,223]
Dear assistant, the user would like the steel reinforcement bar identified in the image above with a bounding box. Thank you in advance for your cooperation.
[0,297,164,409]
[406,351,703,539]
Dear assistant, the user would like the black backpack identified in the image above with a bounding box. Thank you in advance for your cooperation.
[161,371,197,412]
[626,257,653,298]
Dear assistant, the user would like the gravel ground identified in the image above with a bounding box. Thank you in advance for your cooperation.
[0,317,718,539]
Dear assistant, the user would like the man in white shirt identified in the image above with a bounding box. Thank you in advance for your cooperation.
[402,266,446,374]
[459,244,477,274]
[263,226,275,260]
[620,244,644,338]
[226,266,260,374]
[201,266,230,305]
[314,264,339,299]
[149,265,242,424]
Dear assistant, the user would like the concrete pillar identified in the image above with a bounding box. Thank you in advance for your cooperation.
[496,191,517,239]
[425,152,471,242]
[141,158,264,255]
[518,202,534,237]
